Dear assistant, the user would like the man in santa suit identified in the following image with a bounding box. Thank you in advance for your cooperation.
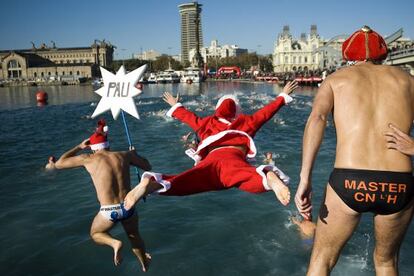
[124,81,298,210]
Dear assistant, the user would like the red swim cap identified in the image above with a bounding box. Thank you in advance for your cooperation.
[342,26,388,61]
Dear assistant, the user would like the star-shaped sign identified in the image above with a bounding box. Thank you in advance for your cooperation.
[91,64,147,120]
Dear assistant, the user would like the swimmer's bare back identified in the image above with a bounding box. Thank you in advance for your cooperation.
[326,62,414,171]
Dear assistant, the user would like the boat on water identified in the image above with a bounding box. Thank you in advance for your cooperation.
[157,69,180,83]
[147,73,157,83]
[180,67,202,83]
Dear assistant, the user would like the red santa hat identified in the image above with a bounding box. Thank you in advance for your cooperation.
[89,119,109,151]
[342,26,388,62]
[215,95,241,123]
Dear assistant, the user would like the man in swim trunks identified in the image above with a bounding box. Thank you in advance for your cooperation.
[295,26,414,275]
[54,119,152,272]
[123,81,298,210]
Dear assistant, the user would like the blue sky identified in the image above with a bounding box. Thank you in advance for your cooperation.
[1,0,413,59]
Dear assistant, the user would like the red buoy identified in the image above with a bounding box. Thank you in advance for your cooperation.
[135,83,143,90]
[36,90,48,103]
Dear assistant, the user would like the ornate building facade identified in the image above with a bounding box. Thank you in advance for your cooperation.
[0,40,114,80]
[273,25,323,73]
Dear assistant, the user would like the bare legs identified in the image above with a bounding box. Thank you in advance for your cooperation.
[307,184,361,276]
[124,177,163,210]
[90,214,123,266]
[90,212,151,272]
[307,185,414,276]
[266,171,290,205]
[122,213,152,272]
[373,199,414,276]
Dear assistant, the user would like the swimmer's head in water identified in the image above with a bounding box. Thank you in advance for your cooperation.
[342,25,388,62]
[48,156,56,162]
[215,95,241,121]
[89,119,109,151]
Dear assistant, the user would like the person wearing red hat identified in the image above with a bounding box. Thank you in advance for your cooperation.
[53,119,152,272]
[123,81,298,211]
[295,26,414,275]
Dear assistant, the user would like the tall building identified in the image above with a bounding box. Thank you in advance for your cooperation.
[178,2,203,63]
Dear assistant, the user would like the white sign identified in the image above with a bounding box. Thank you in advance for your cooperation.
[91,64,147,120]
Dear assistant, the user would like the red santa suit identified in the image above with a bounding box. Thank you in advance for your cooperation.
[143,92,293,196]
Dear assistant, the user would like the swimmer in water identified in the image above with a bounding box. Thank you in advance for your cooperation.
[123,81,298,211]
[45,156,56,170]
[53,119,152,271]
[290,215,316,247]
[263,152,275,165]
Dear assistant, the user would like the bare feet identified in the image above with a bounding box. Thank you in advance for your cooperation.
[141,253,152,272]
[124,188,140,211]
[113,240,123,266]
[267,171,290,205]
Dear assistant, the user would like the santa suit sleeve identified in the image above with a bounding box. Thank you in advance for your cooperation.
[166,103,204,131]
[246,92,293,130]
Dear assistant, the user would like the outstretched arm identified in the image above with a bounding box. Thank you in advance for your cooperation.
[295,78,334,220]
[128,146,152,171]
[163,92,204,131]
[55,139,90,169]
[248,81,298,129]
[385,124,414,156]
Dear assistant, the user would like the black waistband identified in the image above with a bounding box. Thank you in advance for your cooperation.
[333,168,413,177]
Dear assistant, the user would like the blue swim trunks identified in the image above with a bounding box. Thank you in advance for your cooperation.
[99,202,135,222]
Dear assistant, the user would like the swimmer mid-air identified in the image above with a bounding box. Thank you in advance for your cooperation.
[52,119,152,272]
[124,81,298,210]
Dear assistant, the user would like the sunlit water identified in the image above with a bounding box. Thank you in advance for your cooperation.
[0,82,413,275]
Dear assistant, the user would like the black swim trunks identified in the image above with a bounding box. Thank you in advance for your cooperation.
[329,168,414,215]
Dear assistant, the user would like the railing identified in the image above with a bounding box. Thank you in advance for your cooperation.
[387,48,414,60]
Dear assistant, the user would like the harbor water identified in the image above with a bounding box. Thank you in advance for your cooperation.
[0,82,413,275]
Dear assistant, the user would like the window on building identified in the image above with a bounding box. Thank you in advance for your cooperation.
[304,57,308,63]
[7,59,22,78]
[299,56,302,63]
[34,72,37,78]
[77,71,80,75]
[62,71,65,75]
[284,55,288,63]
[48,72,51,76]
[41,72,44,77]
[293,56,296,64]
[70,71,73,75]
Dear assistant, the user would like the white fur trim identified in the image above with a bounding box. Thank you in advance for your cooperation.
[90,141,109,150]
[103,126,108,133]
[141,172,171,194]
[166,103,183,117]
[277,93,293,104]
[217,117,231,125]
[215,95,241,116]
[195,130,257,158]
[256,164,290,190]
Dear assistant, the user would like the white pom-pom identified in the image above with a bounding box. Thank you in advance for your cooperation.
[103,126,108,133]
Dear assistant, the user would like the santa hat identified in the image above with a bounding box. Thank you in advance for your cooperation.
[215,95,241,123]
[89,119,109,151]
[342,26,388,61]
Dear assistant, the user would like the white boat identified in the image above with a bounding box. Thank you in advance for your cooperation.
[147,73,157,83]
[157,69,180,83]
[180,68,202,83]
